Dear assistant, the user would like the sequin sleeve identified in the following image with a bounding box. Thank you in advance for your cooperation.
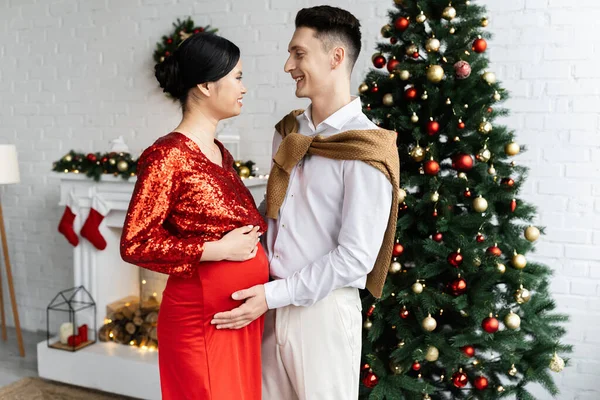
[120,146,204,277]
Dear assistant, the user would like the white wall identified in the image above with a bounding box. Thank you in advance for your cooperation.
[0,0,599,397]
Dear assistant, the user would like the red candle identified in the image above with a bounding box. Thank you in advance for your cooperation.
[68,334,82,347]
[78,324,88,342]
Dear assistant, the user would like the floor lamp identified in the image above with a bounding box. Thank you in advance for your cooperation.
[0,145,25,357]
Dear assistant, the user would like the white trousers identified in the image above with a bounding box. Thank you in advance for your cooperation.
[262,287,362,400]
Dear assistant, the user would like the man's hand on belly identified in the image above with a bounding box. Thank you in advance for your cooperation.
[211,285,268,329]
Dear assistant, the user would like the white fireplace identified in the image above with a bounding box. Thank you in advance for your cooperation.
[37,173,268,399]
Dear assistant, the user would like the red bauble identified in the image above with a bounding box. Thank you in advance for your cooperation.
[387,58,400,73]
[393,243,404,256]
[390,37,398,45]
[474,376,489,390]
[165,51,170,57]
[472,37,487,53]
[452,153,474,171]
[432,232,443,242]
[424,160,440,175]
[405,87,418,100]
[86,153,97,163]
[502,177,515,187]
[427,120,440,136]
[461,345,475,357]
[166,38,173,44]
[394,16,410,31]
[362,363,371,371]
[399,202,408,212]
[367,305,375,317]
[371,85,379,93]
[448,251,464,267]
[449,277,467,295]
[412,52,419,59]
[482,316,499,333]
[363,371,379,388]
[511,198,517,212]
[194,28,204,34]
[464,189,472,198]
[400,308,410,319]
[454,60,472,79]
[458,120,466,129]
[487,107,493,113]
[412,361,421,371]
[432,208,438,217]
[487,245,502,256]
[452,371,469,388]
[373,55,387,69]
[476,233,485,243]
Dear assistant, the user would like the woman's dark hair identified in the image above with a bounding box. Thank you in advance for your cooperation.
[155,33,240,107]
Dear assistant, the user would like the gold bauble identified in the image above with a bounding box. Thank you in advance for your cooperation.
[238,166,251,178]
[425,37,441,52]
[474,257,481,267]
[549,352,565,372]
[488,165,496,175]
[442,6,457,20]
[430,191,440,202]
[473,196,488,212]
[364,319,373,330]
[117,160,129,172]
[512,253,527,269]
[525,226,540,242]
[479,120,493,134]
[425,346,439,362]
[63,154,73,162]
[497,386,505,392]
[427,65,445,83]
[235,160,242,167]
[509,364,518,376]
[494,91,501,101]
[399,70,411,80]
[422,314,437,332]
[406,44,419,56]
[416,12,427,23]
[358,82,369,94]
[423,394,431,400]
[481,17,489,27]
[497,263,506,274]
[398,188,407,203]
[383,93,394,106]
[109,158,116,165]
[505,142,520,156]
[458,172,467,180]
[421,91,429,100]
[449,26,456,34]
[389,261,402,274]
[411,113,419,123]
[381,24,393,38]
[477,148,492,162]
[515,286,531,304]
[504,311,521,329]
[412,282,424,294]
[390,359,403,375]
[410,145,426,162]
[482,71,497,84]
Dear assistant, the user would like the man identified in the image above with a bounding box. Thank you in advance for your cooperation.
[211,6,399,399]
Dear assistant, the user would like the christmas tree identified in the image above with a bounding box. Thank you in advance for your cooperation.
[359,1,571,399]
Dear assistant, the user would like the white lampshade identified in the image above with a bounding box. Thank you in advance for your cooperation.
[0,145,20,185]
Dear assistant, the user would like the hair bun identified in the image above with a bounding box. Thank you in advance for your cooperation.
[154,55,187,99]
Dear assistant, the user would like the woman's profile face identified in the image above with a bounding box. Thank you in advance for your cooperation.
[210,59,246,120]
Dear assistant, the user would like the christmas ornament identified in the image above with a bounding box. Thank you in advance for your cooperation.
[525,226,540,242]
[400,306,410,319]
[464,188,472,198]
[481,16,489,27]
[367,304,376,317]
[425,346,439,362]
[412,361,421,371]
[482,71,497,84]
[511,198,517,212]
[549,352,565,372]
[458,172,467,180]
[399,70,410,80]
[505,142,520,156]
[411,112,419,123]
[362,371,379,388]
[425,37,441,52]
[476,146,491,162]
[389,359,403,375]
[458,119,465,129]
[454,60,471,79]
[509,364,518,376]
[474,257,482,267]
[432,208,438,217]
[410,145,426,162]
[433,232,443,242]
[381,24,393,38]
[393,242,404,256]
[398,188,407,203]
[446,98,452,105]
[502,177,515,188]
[449,26,456,34]
[363,319,373,330]
[421,91,428,100]
[394,16,410,31]
[472,37,487,53]
[497,386,505,392]
[383,93,394,106]
[482,315,499,333]
[479,119,493,134]
[487,245,502,256]
[488,165,496,175]
[474,376,489,390]
[494,91,501,101]
[461,345,475,357]
[476,233,485,242]
[452,370,468,388]
[515,286,531,304]
[358,82,369,93]
[450,277,467,295]
[238,165,251,178]
[442,5,457,20]
[496,263,506,273]
[423,394,431,400]
[427,65,445,83]
[371,83,379,93]
[412,282,424,294]
[389,261,402,274]
[117,160,129,172]
[422,314,437,332]
[473,196,488,212]
[390,37,398,45]
[86,153,97,163]
[448,250,464,267]
[109,158,116,165]
[512,253,527,269]
[505,311,521,329]
[373,53,386,68]
[416,12,427,23]
[406,44,418,56]
[427,119,440,135]
[430,191,440,202]
[424,160,440,175]
[405,87,418,100]
[452,153,474,171]
[387,58,400,73]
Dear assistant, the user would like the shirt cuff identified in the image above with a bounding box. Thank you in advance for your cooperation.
[264,279,292,309]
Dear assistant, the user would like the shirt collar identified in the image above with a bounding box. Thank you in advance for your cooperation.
[301,96,362,133]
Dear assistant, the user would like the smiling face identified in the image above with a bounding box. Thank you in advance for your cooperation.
[284,27,336,100]
[209,59,247,119]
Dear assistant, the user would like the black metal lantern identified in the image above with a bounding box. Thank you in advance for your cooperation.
[47,286,96,351]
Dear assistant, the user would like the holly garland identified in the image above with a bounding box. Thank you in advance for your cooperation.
[153,17,218,64]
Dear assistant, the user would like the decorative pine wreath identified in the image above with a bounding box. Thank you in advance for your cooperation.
[153,17,218,64]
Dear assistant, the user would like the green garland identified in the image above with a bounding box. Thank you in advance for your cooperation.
[153,17,218,64]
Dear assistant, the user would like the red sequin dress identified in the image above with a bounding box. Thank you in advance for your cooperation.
[120,132,268,400]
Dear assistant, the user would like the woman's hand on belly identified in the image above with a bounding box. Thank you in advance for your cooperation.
[210,284,268,329]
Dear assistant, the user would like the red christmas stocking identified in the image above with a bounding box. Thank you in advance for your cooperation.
[58,191,79,246]
[81,195,108,250]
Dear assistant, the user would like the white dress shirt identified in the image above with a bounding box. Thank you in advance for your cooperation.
[263,97,394,309]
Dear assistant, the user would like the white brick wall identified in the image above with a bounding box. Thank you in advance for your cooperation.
[0,0,598,397]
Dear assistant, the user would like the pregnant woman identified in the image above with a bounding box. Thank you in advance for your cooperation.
[120,33,268,400]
